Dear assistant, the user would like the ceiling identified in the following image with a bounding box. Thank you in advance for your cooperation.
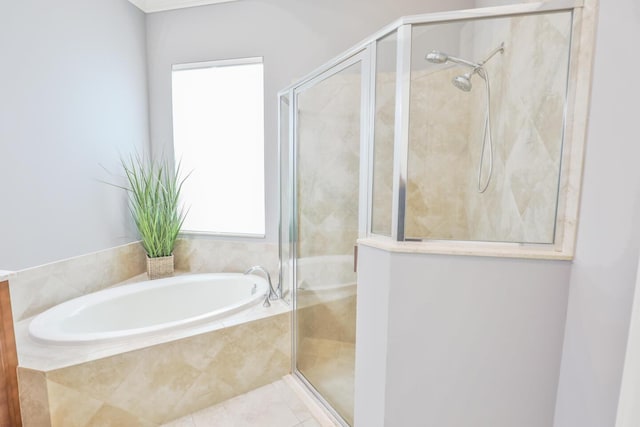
[127,0,238,13]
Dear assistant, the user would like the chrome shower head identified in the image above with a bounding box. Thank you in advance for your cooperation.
[452,73,473,92]
[452,67,487,92]
[426,42,504,92]
[425,50,449,64]
[425,50,480,68]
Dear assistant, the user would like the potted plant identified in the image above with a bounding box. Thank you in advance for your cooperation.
[121,154,188,279]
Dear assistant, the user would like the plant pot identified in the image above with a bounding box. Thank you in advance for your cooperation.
[146,254,174,280]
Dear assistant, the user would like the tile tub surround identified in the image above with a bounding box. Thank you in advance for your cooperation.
[173,238,279,280]
[8,242,147,323]
[8,238,278,326]
[9,236,286,426]
[17,310,291,427]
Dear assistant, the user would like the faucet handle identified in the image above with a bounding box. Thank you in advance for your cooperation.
[245,265,279,303]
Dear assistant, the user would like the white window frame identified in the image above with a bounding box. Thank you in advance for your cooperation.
[171,56,266,238]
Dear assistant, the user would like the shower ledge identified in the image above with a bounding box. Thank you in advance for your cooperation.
[358,238,572,261]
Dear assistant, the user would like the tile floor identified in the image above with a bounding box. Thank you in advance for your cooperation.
[161,377,336,427]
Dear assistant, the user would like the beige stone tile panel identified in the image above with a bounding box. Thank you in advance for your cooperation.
[46,350,141,402]
[47,381,102,427]
[17,367,51,427]
[106,349,202,424]
[169,370,237,418]
[85,404,155,427]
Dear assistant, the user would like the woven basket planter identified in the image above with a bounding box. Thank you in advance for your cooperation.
[146,254,174,280]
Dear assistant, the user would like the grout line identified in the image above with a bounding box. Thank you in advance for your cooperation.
[282,375,341,427]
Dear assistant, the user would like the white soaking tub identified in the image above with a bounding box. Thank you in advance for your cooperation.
[28,273,269,345]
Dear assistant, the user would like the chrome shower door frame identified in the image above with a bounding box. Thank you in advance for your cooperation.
[284,48,372,426]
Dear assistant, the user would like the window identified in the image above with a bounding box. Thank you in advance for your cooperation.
[172,57,265,236]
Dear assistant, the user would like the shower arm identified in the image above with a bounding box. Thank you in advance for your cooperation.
[444,56,481,69]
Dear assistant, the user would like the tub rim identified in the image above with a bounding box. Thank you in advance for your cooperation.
[27,272,269,346]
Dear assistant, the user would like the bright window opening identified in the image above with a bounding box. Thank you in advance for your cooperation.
[172,58,265,236]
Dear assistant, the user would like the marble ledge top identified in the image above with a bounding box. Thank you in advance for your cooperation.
[15,273,290,372]
[358,237,573,261]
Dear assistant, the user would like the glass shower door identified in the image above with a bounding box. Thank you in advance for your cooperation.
[293,54,365,426]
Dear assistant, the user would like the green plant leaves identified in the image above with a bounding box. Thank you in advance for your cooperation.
[121,154,189,258]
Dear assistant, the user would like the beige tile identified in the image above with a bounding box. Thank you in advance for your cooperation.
[296,71,361,259]
[170,370,237,417]
[296,349,354,425]
[160,414,195,427]
[47,350,141,402]
[273,380,314,423]
[208,334,290,395]
[173,239,278,279]
[85,404,155,427]
[297,419,322,427]
[18,367,51,427]
[155,331,229,372]
[222,385,300,427]
[20,301,290,425]
[191,404,235,427]
[174,378,336,427]
[10,242,146,321]
[107,346,203,424]
[47,381,103,427]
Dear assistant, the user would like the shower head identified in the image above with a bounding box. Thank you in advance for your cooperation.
[425,51,449,64]
[426,43,504,92]
[425,50,480,68]
[452,73,473,92]
[452,67,487,92]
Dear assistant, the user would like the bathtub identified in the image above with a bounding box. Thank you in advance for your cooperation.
[28,273,269,345]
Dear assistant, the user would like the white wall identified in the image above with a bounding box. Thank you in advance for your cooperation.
[354,246,392,427]
[145,0,475,244]
[553,1,640,426]
[614,259,640,427]
[356,246,572,426]
[0,0,149,270]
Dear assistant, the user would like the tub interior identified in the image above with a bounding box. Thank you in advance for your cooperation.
[63,277,262,333]
[28,273,269,344]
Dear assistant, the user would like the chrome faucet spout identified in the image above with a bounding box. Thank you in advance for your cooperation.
[244,266,279,307]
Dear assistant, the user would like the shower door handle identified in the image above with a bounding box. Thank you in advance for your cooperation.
[354,244,358,273]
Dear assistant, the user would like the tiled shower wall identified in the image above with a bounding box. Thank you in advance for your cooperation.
[406,66,474,239]
[372,11,572,243]
[462,11,572,243]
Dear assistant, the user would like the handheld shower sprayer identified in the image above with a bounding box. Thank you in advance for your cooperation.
[424,42,505,193]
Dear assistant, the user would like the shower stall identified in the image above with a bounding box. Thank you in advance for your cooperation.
[279,1,586,424]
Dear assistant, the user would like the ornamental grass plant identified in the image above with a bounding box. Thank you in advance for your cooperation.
[121,155,189,258]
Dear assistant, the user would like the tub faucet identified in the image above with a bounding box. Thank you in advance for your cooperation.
[244,266,279,307]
